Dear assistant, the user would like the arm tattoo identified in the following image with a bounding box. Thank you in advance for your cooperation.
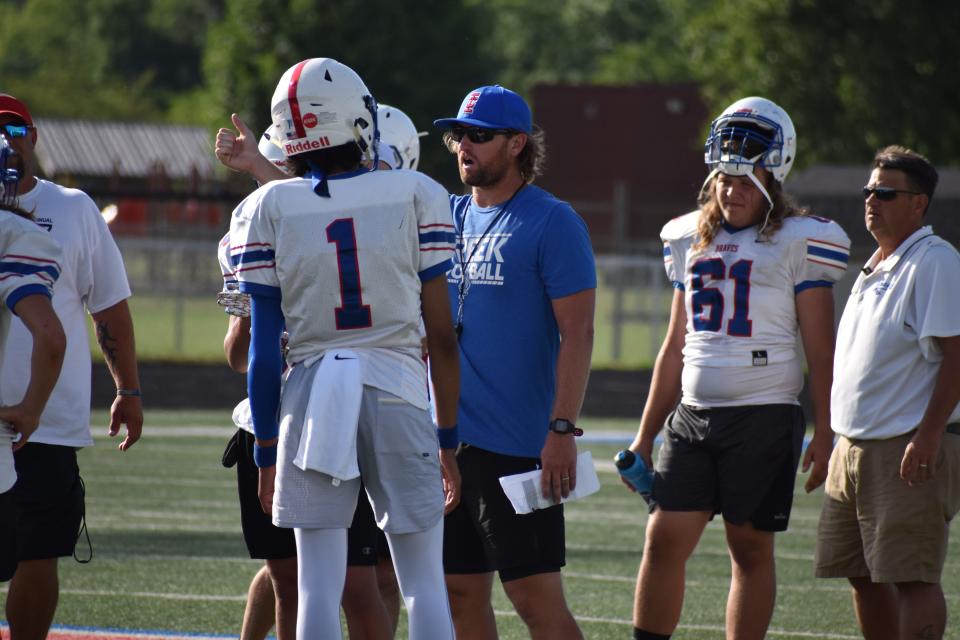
[96,320,120,372]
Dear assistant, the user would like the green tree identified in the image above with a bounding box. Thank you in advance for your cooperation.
[5,0,957,172]
[475,0,960,167]
[0,0,220,122]
[679,0,960,165]
[199,0,498,185]
[470,0,696,93]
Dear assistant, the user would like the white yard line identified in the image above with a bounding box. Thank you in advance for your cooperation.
[0,587,862,639]
[92,426,234,438]
[490,608,862,638]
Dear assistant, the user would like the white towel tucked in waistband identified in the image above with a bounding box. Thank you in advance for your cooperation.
[232,398,254,434]
[293,349,363,481]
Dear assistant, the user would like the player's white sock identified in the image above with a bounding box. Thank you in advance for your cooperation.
[386,520,454,640]
[294,527,347,640]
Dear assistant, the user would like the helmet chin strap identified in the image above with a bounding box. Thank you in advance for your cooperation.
[745,169,775,235]
[698,168,719,203]
[708,161,776,234]
[363,94,380,170]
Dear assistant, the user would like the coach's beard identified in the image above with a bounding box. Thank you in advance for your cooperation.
[461,160,509,189]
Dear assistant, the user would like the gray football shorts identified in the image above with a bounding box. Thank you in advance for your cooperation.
[273,366,443,534]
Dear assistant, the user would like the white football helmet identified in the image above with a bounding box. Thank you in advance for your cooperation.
[704,96,796,183]
[258,126,288,171]
[377,104,423,170]
[270,58,378,164]
[0,136,20,208]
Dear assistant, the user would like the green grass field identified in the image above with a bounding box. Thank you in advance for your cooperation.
[4,411,956,639]
[87,284,671,368]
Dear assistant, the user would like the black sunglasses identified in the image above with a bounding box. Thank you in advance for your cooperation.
[449,126,513,144]
[862,185,922,201]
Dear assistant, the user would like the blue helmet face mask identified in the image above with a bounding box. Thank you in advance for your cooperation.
[704,113,785,178]
[0,136,21,209]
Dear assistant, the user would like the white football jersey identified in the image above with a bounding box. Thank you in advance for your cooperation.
[662,212,850,405]
[229,169,454,409]
[217,232,235,290]
[1,180,131,447]
[0,212,63,492]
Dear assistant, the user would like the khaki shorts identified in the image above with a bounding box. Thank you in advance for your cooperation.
[815,430,960,583]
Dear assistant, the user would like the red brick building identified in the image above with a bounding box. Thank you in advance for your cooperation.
[532,83,709,252]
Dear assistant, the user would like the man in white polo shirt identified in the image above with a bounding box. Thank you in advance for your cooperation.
[816,145,960,640]
[0,93,143,640]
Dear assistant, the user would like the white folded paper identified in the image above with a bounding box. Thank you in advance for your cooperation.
[498,451,600,514]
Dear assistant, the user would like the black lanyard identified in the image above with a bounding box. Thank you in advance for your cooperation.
[455,184,525,337]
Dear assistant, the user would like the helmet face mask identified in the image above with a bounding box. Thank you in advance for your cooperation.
[704,97,796,184]
[258,126,290,173]
[270,58,378,165]
[0,136,20,208]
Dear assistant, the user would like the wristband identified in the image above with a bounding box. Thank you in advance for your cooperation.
[436,424,459,450]
[116,388,141,397]
[253,443,277,468]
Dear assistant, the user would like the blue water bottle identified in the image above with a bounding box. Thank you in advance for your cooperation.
[615,449,654,502]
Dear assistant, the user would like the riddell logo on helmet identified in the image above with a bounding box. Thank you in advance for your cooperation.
[303,113,318,128]
[284,137,331,154]
[463,91,481,114]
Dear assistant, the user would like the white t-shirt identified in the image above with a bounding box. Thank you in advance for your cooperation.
[229,168,454,410]
[662,212,850,406]
[0,180,131,447]
[832,226,960,439]
[0,211,63,492]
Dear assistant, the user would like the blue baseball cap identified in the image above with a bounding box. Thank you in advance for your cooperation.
[433,85,532,134]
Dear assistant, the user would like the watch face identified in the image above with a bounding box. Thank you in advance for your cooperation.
[551,419,574,433]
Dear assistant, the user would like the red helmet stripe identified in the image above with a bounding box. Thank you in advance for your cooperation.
[287,60,310,140]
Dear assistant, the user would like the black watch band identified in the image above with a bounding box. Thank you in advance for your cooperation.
[549,418,583,437]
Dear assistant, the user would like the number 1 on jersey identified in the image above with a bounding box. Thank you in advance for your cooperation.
[326,218,372,330]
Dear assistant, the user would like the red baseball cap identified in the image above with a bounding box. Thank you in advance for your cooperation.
[0,94,33,126]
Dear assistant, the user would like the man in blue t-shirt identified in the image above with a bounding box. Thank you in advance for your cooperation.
[434,85,596,640]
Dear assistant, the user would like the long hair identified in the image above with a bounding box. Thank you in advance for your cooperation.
[517,125,546,184]
[693,171,807,250]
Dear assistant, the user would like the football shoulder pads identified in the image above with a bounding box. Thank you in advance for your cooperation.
[660,210,701,244]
